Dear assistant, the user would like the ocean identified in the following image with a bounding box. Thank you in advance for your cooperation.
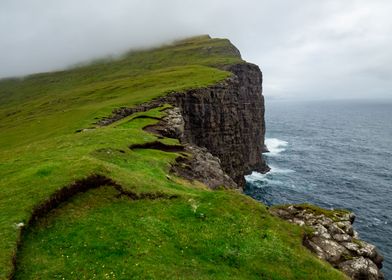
[245,99,392,278]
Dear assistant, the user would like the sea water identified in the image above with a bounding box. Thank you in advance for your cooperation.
[245,99,392,278]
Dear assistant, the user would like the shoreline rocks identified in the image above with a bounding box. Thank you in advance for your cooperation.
[270,204,384,280]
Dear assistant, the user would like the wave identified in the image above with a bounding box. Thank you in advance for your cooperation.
[245,171,267,183]
[246,138,293,187]
[265,138,288,156]
[245,172,284,186]
[269,165,295,174]
[245,166,295,186]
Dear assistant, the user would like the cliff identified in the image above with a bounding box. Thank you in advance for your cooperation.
[97,40,270,188]
[0,35,375,279]
[98,62,270,188]
[167,62,270,188]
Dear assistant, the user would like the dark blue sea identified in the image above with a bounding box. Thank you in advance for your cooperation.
[245,99,392,278]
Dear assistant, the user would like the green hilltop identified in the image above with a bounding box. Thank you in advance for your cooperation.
[0,36,347,279]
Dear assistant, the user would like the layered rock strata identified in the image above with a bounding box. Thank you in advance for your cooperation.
[270,205,384,280]
[168,63,269,188]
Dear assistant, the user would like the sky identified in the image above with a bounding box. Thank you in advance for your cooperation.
[1,0,391,100]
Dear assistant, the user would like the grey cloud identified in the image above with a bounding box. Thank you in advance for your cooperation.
[1,0,391,99]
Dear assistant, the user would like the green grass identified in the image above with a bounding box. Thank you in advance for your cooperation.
[15,187,345,280]
[0,65,229,150]
[0,35,347,279]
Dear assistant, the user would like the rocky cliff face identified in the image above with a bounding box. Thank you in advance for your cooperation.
[99,62,270,188]
[168,63,270,188]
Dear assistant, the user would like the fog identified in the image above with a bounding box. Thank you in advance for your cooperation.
[1,0,391,99]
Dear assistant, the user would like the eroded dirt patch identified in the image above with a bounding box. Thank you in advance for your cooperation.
[132,115,162,121]
[28,175,117,227]
[10,174,178,279]
[129,141,185,153]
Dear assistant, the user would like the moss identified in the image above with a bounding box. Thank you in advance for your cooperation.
[303,225,316,238]
[298,204,350,222]
[341,252,355,261]
[272,203,350,222]
[352,238,364,247]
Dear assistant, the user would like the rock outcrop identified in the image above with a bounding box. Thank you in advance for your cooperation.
[144,107,237,189]
[270,204,384,280]
[171,145,238,189]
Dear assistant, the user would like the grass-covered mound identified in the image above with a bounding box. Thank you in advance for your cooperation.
[0,35,347,279]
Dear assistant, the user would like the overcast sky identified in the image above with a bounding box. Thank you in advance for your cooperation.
[1,0,391,99]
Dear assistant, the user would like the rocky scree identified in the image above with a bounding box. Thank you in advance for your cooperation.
[144,107,237,189]
[270,205,384,280]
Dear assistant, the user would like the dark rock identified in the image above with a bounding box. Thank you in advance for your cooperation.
[169,63,270,188]
[171,145,237,189]
[373,253,384,269]
[144,106,237,189]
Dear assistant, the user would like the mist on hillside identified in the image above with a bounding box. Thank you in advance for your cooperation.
[1,0,392,100]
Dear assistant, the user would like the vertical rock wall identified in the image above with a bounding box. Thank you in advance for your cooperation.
[170,63,270,188]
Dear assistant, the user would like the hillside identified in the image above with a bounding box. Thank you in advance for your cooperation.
[0,35,347,279]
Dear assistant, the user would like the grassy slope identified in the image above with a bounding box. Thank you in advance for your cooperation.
[0,35,346,279]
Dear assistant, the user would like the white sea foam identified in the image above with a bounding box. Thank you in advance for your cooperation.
[245,137,294,186]
[245,166,294,186]
[245,171,267,183]
[245,173,284,187]
[265,138,288,156]
[269,165,295,174]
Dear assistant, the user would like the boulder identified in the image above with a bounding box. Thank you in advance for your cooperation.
[338,257,383,280]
